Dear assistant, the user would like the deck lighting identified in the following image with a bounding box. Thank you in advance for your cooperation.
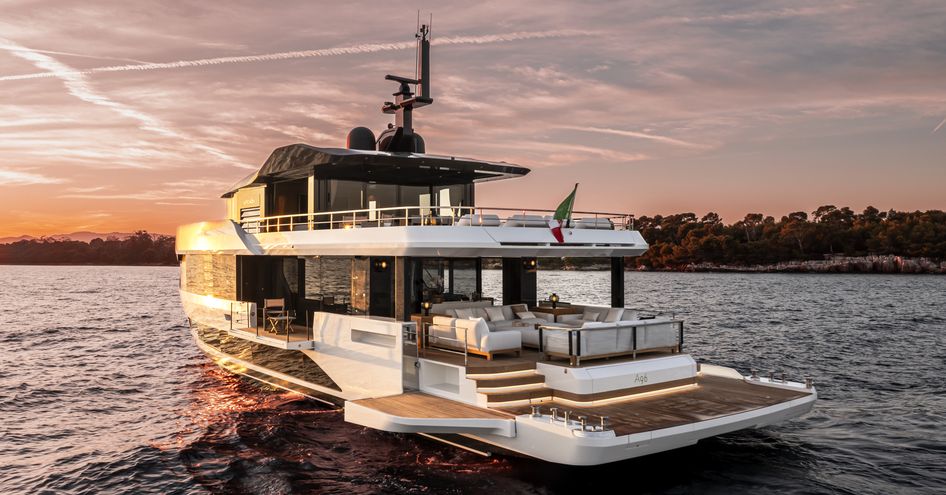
[422,300,432,316]
[523,257,537,272]
[550,293,559,309]
[373,259,389,272]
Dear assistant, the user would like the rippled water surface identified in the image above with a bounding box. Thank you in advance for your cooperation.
[1,266,944,494]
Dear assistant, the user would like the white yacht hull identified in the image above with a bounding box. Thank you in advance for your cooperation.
[187,305,816,466]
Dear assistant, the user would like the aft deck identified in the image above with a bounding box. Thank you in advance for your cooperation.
[497,375,811,436]
[347,373,813,444]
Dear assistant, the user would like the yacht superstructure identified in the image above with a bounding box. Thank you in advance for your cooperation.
[176,26,815,465]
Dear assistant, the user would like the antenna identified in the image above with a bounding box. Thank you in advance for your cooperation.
[416,22,431,101]
[379,21,434,152]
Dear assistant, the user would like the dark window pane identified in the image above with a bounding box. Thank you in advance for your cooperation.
[328,180,364,212]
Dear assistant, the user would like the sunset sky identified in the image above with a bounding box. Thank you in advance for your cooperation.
[1,1,944,237]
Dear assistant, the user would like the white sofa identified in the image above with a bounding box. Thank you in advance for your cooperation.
[541,305,680,363]
[430,301,553,348]
[456,214,501,226]
[428,316,521,360]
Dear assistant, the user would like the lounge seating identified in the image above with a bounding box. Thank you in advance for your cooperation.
[456,214,501,226]
[430,301,552,348]
[541,305,680,364]
[573,217,614,230]
[503,214,547,227]
[428,316,521,360]
[543,322,619,359]
[556,305,639,325]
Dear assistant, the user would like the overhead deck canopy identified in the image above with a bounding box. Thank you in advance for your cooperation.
[222,144,530,197]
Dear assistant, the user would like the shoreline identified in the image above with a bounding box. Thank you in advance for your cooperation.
[3,255,944,274]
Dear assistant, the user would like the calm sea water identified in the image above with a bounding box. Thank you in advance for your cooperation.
[1,266,944,494]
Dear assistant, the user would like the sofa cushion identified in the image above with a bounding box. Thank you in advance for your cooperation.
[509,303,528,314]
[443,308,458,317]
[480,329,521,352]
[485,306,506,321]
[473,308,489,320]
[491,320,520,331]
[515,326,540,347]
[452,317,487,348]
[604,307,624,323]
[431,315,455,326]
[620,310,640,321]
[582,307,601,322]
[454,308,474,319]
[429,316,458,346]
[516,311,536,319]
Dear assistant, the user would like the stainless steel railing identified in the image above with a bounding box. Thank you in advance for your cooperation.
[425,323,471,365]
[538,318,684,366]
[240,205,635,234]
[228,301,256,331]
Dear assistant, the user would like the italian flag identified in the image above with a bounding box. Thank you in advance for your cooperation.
[549,184,578,243]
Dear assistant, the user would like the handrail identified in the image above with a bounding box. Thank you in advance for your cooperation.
[539,318,684,366]
[228,301,255,333]
[427,323,471,365]
[240,205,635,234]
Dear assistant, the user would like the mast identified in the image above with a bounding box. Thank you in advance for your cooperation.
[378,23,433,153]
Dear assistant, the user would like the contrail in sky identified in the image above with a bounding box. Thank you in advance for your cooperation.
[932,117,946,134]
[0,37,249,169]
[0,43,151,64]
[558,125,711,149]
[0,30,588,82]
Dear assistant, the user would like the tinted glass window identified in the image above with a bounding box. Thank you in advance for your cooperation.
[328,180,364,212]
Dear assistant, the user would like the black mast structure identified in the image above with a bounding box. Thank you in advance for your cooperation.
[377,23,433,153]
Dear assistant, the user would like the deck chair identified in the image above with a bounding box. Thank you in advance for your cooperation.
[263,298,292,334]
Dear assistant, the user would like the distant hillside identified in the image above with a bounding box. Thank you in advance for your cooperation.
[0,231,136,244]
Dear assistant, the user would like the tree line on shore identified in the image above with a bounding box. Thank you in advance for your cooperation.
[630,206,946,270]
[0,231,177,265]
[1,206,943,269]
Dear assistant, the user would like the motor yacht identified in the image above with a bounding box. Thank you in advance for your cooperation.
[176,26,816,465]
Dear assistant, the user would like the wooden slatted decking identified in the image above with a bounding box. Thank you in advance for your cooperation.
[352,392,514,419]
[233,324,313,343]
[497,375,811,436]
[350,376,810,437]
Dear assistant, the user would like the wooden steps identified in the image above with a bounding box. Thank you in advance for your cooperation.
[467,368,550,406]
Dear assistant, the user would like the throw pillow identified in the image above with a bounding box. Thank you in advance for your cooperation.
[516,311,536,320]
[604,307,624,322]
[455,308,474,319]
[484,306,506,322]
[582,308,600,322]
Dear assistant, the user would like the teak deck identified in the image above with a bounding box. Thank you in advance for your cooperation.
[351,377,810,436]
[353,392,513,419]
[498,375,811,436]
[234,324,313,343]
